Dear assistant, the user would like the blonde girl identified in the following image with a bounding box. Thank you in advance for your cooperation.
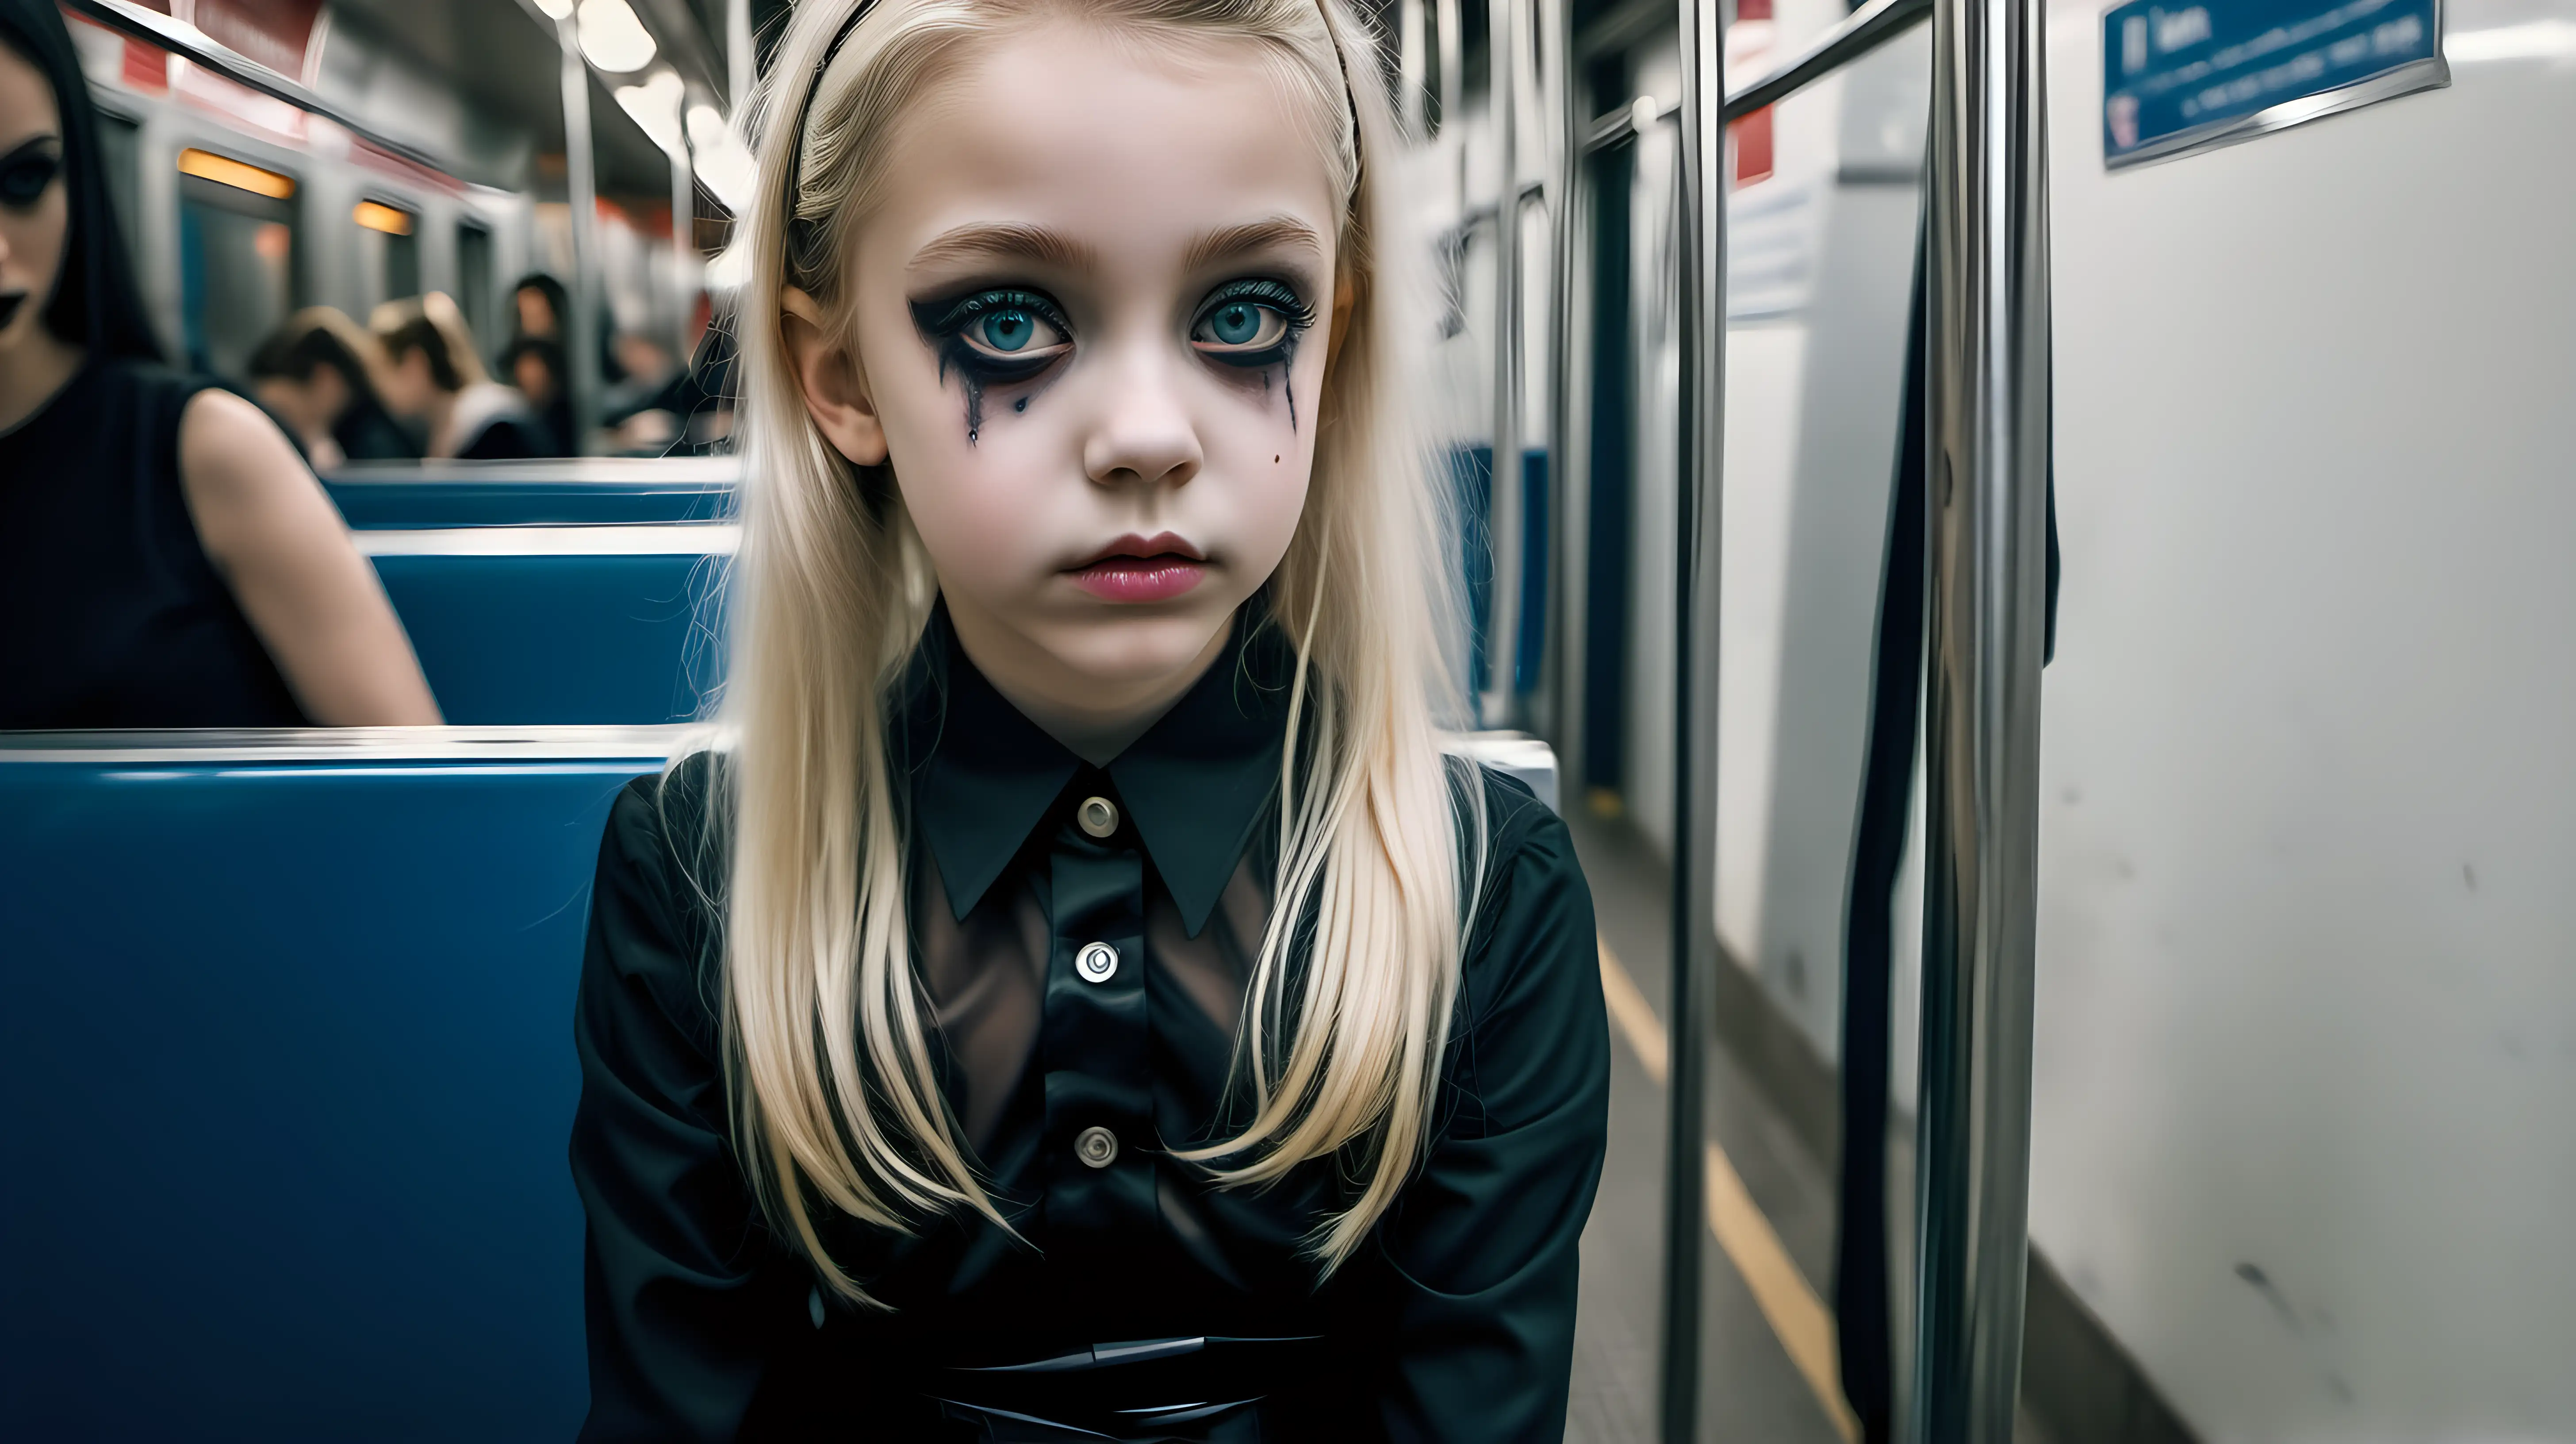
[569,1,1608,1439]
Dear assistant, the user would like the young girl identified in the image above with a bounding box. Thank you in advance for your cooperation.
[569,2,1609,1439]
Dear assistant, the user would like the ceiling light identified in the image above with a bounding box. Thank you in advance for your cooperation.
[576,0,656,73]
[533,0,574,18]
[177,148,295,199]
[614,71,687,154]
[353,200,415,235]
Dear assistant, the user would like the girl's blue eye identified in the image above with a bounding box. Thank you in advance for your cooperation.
[978,310,1036,352]
[1208,303,1264,347]
[1192,297,1295,354]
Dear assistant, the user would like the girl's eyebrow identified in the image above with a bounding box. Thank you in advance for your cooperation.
[911,223,1096,275]
[1183,216,1326,274]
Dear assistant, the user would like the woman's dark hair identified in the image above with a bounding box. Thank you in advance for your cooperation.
[510,273,570,338]
[0,0,161,361]
[247,320,367,391]
[380,315,464,392]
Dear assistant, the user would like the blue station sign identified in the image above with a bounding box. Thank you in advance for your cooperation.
[2102,0,2448,167]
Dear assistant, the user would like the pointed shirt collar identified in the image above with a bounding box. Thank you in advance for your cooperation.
[897,603,1294,937]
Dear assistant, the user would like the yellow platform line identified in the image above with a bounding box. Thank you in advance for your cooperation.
[1598,936,1862,1444]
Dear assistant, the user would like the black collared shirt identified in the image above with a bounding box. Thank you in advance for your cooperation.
[571,610,1609,1442]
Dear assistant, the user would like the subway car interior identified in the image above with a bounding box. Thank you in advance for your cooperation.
[2,0,2570,1440]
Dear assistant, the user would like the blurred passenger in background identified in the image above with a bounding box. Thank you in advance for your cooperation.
[0,0,437,729]
[511,269,623,388]
[246,307,418,468]
[376,293,551,461]
[499,332,572,457]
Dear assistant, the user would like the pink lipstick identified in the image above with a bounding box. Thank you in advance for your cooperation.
[1065,532,1209,603]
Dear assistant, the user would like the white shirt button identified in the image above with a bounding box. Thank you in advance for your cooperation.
[1075,941,1119,984]
[1074,1125,1119,1168]
[1077,795,1120,838]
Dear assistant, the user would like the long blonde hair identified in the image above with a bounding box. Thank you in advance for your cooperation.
[715,0,1484,1302]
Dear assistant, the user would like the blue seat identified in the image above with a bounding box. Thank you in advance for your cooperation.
[361,528,730,726]
[0,730,1551,1439]
[325,457,737,530]
[0,729,677,1440]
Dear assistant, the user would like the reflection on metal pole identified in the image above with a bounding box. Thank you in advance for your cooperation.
[1541,0,1577,749]
[1662,0,1728,1440]
[1484,0,1522,728]
[727,0,755,111]
[1908,0,2051,1428]
[557,18,605,456]
[668,123,696,372]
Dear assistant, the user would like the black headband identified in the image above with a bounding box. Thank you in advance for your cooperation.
[782,0,1362,262]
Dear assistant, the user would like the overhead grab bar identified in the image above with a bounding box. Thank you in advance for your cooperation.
[62,0,460,177]
[1724,0,1933,121]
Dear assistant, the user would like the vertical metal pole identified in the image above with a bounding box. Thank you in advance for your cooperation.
[669,127,696,369]
[1435,0,1462,150]
[1907,0,2051,1428]
[1541,0,1579,756]
[1662,0,1728,1440]
[557,17,605,454]
[1398,0,1427,137]
[727,0,755,111]
[1484,0,1523,728]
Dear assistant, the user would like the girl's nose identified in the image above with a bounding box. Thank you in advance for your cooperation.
[1081,344,1201,491]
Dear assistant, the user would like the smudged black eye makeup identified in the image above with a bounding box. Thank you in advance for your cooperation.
[0,138,64,211]
[1188,278,1315,368]
[909,287,1075,443]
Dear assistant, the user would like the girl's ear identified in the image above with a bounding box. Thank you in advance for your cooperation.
[780,286,890,466]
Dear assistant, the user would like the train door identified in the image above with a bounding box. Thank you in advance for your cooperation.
[174,147,299,379]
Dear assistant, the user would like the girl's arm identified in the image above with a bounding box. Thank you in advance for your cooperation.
[176,389,441,725]
[571,764,799,1441]
[1371,779,1614,1443]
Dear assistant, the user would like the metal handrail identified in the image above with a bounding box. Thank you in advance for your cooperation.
[1725,0,1934,121]
[1582,0,1934,157]
[62,0,457,178]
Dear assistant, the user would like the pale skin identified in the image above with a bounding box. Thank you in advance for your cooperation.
[784,20,1352,764]
[0,41,437,725]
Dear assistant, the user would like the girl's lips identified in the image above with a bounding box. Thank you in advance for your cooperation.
[1066,555,1208,603]
[0,294,25,330]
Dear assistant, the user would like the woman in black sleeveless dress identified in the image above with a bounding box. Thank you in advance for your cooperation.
[0,0,438,730]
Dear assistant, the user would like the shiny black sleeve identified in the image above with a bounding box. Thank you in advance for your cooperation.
[1371,773,1614,1443]
[570,764,798,1442]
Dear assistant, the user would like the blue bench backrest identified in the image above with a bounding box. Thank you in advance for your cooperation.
[325,457,738,530]
[360,529,730,726]
[0,730,1552,1440]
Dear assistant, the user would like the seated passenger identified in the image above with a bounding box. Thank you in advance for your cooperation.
[568,3,1608,1439]
[499,333,572,457]
[0,0,439,729]
[375,295,552,461]
[245,307,419,468]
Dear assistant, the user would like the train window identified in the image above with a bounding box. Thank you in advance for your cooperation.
[354,200,421,309]
[175,149,300,381]
[457,222,497,364]
[95,109,141,255]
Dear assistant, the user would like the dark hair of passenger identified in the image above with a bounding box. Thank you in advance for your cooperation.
[248,322,368,391]
[0,0,161,362]
[380,316,464,392]
[511,273,570,336]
